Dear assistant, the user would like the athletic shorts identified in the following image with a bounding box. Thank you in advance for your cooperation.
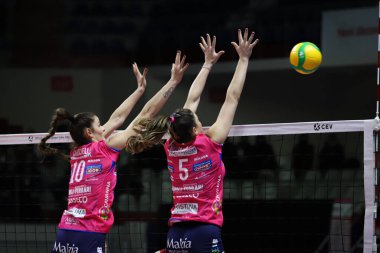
[166,222,224,253]
[51,229,106,253]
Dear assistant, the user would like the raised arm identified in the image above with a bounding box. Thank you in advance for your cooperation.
[107,51,189,150]
[183,34,224,113]
[102,63,147,139]
[135,50,189,120]
[207,28,259,144]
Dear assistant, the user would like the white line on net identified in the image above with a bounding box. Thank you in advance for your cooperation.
[0,119,369,145]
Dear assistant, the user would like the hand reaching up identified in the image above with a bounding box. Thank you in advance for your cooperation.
[200,34,225,66]
[231,28,259,61]
[170,50,189,84]
[132,62,147,92]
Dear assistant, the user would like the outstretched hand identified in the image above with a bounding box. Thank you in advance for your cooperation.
[200,34,225,66]
[170,50,189,83]
[231,28,259,61]
[132,62,148,92]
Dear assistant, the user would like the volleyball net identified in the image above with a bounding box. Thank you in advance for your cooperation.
[0,119,376,253]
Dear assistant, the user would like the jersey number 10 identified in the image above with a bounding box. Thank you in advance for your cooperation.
[70,160,85,183]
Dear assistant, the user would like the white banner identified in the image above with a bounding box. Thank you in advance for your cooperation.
[322,7,377,66]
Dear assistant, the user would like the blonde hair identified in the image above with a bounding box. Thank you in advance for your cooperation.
[126,108,197,154]
[126,116,170,154]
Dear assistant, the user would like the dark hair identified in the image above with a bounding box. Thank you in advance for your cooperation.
[168,108,196,143]
[38,108,96,160]
[126,108,196,154]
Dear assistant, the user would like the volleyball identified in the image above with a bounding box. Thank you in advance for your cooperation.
[289,42,322,74]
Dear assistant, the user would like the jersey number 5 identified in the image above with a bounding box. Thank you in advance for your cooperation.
[179,158,189,181]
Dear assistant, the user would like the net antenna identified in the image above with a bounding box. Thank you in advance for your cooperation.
[371,2,380,252]
[377,0,380,127]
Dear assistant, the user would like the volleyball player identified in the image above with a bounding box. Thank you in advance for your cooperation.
[127,28,258,253]
[38,51,189,253]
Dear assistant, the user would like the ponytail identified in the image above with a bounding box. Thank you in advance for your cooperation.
[38,108,72,161]
[167,108,196,143]
[126,116,170,154]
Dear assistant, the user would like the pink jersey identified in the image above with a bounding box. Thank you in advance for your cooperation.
[164,133,225,227]
[58,140,120,233]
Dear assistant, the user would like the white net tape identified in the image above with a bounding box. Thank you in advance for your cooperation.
[0,120,367,145]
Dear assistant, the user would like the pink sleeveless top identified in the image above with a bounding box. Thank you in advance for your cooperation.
[58,140,120,233]
[164,133,225,227]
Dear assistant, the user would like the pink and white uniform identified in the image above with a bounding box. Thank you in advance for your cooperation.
[58,140,120,233]
[164,133,225,227]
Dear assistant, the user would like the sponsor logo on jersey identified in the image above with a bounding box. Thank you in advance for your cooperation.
[85,164,102,174]
[193,160,212,172]
[64,208,86,218]
[212,175,222,215]
[194,154,208,161]
[99,181,112,220]
[172,183,203,192]
[69,185,91,196]
[64,216,78,225]
[85,177,99,182]
[212,200,222,215]
[168,146,197,157]
[168,164,174,173]
[172,203,198,214]
[72,147,91,159]
[87,159,101,163]
[173,193,199,199]
[99,207,110,221]
[68,196,88,204]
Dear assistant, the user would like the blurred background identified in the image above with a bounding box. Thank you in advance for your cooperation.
[0,0,377,133]
[0,0,378,253]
